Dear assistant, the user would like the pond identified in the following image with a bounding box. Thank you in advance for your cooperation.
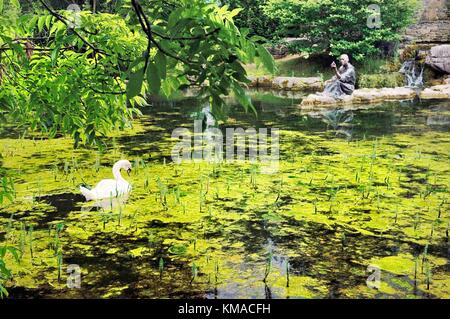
[0,91,449,299]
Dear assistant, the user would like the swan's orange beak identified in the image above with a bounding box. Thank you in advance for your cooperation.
[127,168,132,176]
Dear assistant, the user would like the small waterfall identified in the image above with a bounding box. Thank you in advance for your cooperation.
[399,60,424,88]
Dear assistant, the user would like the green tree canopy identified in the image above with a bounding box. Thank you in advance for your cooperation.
[0,0,275,147]
[218,0,279,39]
[263,0,420,60]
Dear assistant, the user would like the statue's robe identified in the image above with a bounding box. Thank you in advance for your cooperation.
[323,63,356,99]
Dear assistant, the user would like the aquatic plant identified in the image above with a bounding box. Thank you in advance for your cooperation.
[117,204,123,226]
[191,263,198,285]
[274,179,283,203]
[94,154,101,173]
[286,259,290,288]
[414,256,419,287]
[0,246,20,299]
[144,176,150,191]
[226,178,231,195]
[99,212,115,230]
[173,186,181,204]
[156,177,168,210]
[215,260,220,284]
[19,223,26,261]
[57,251,63,283]
[425,262,432,290]
[437,199,445,219]
[28,226,34,260]
[414,211,420,233]
[422,244,429,274]
[159,258,164,280]
[263,251,273,283]
[0,176,15,204]
[52,222,64,255]
[250,165,258,190]
[341,232,346,251]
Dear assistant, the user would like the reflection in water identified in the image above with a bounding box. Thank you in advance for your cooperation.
[427,115,450,126]
[80,195,129,214]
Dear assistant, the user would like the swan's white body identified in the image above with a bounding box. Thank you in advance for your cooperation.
[80,160,132,201]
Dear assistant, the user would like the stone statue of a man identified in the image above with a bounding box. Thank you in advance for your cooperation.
[321,54,356,99]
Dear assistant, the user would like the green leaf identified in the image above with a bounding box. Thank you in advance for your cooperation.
[146,62,161,95]
[126,68,144,100]
[230,61,249,83]
[232,83,256,115]
[45,15,52,30]
[168,8,183,29]
[51,46,60,66]
[229,8,242,18]
[10,0,19,9]
[154,51,167,80]
[37,16,46,33]
[0,0,4,13]
[256,45,276,74]
[6,247,20,264]
[0,285,9,298]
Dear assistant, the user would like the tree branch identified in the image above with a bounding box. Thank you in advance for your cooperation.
[39,0,105,55]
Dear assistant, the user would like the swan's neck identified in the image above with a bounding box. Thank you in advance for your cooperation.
[112,165,126,182]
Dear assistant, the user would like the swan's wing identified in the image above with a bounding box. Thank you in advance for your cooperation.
[92,179,120,199]
[92,179,131,199]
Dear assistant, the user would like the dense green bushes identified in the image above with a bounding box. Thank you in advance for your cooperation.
[218,0,278,39]
[262,0,420,60]
[358,73,404,88]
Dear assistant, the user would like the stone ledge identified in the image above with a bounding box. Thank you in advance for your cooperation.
[300,85,450,109]
[420,85,450,99]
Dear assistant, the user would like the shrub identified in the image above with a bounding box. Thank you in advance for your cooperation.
[263,0,420,60]
[358,73,404,88]
[218,0,279,39]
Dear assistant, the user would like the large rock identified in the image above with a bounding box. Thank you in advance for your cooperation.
[425,45,450,74]
[353,87,416,103]
[420,84,450,99]
[257,76,273,88]
[271,76,323,91]
[300,87,417,109]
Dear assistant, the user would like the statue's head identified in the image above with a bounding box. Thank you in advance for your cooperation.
[340,54,350,66]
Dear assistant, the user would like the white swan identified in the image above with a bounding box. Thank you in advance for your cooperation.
[80,160,132,201]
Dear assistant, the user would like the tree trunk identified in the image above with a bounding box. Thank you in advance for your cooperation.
[91,0,96,13]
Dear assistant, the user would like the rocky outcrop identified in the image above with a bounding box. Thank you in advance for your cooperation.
[425,45,450,74]
[300,85,450,109]
[248,76,323,91]
[403,0,450,45]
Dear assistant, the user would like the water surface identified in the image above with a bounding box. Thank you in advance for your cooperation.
[1,93,449,298]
